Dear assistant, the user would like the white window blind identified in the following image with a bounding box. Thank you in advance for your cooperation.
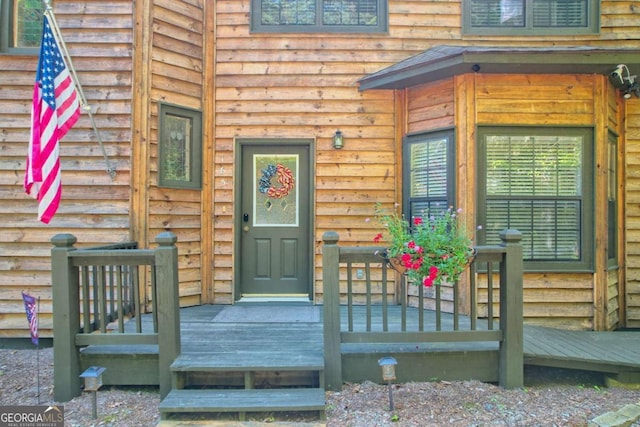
[484,134,583,261]
[469,0,590,29]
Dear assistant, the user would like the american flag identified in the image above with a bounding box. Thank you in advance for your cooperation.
[24,15,81,224]
[21,292,39,346]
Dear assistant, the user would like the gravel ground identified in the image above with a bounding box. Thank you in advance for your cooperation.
[1,346,639,426]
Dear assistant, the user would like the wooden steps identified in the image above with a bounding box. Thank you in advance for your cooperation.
[159,351,326,422]
[160,388,326,417]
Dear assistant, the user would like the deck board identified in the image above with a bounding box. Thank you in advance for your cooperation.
[127,304,640,376]
[523,325,640,373]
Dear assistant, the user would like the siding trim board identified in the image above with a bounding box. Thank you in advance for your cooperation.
[359,45,640,91]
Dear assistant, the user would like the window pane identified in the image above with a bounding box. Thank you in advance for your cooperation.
[410,200,448,223]
[261,0,315,25]
[163,115,193,182]
[405,131,453,230]
[486,135,582,197]
[409,138,447,198]
[533,0,587,27]
[486,199,580,260]
[13,0,44,48]
[470,0,524,27]
[323,0,378,26]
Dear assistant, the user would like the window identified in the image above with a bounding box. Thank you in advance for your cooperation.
[158,103,203,190]
[463,0,599,35]
[0,0,44,53]
[608,131,618,264]
[477,127,594,272]
[403,130,455,221]
[251,0,387,33]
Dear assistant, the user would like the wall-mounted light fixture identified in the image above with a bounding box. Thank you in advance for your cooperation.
[610,64,639,99]
[333,130,344,149]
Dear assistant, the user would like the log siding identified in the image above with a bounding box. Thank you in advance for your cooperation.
[0,0,639,337]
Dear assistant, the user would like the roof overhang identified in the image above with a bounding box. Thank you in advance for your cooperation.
[358,45,640,91]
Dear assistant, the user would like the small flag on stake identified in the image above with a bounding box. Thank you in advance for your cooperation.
[24,15,81,224]
[22,292,39,346]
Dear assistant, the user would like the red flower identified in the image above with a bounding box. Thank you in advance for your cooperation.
[413,217,423,226]
[423,276,434,287]
[373,233,383,243]
[401,253,412,268]
[407,241,416,249]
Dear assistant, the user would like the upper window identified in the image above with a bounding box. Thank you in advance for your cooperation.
[403,130,455,221]
[463,0,599,36]
[0,0,44,54]
[477,127,594,272]
[250,0,388,33]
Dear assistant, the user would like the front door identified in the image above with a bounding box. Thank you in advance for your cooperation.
[238,143,311,299]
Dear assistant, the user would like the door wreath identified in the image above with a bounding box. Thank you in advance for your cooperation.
[258,164,295,199]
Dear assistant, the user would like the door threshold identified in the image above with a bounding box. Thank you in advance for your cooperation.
[237,294,312,304]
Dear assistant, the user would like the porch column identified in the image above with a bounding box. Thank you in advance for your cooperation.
[51,233,81,402]
[498,229,523,388]
[155,232,180,399]
[322,231,342,391]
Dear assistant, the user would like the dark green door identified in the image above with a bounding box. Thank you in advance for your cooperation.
[240,145,311,297]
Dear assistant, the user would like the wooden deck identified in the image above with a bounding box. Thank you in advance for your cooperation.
[523,324,640,378]
[171,304,640,379]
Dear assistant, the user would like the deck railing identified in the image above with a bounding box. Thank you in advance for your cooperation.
[322,229,523,391]
[51,232,180,401]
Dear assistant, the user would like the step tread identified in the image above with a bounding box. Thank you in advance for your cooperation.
[171,352,324,372]
[159,388,326,413]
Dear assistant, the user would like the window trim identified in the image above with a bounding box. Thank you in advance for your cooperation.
[250,0,388,34]
[403,129,456,220]
[0,0,43,54]
[476,126,594,272]
[158,103,203,190]
[462,0,600,36]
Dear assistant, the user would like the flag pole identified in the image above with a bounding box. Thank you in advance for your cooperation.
[36,296,41,405]
[40,0,116,180]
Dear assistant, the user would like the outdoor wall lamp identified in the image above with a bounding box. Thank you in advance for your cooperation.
[378,356,397,411]
[80,366,106,419]
[333,130,344,149]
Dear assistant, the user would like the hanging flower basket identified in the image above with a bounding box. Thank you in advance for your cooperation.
[372,204,474,287]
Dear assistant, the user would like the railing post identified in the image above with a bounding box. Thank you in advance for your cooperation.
[155,232,180,399]
[322,231,342,391]
[51,233,81,402]
[498,229,523,388]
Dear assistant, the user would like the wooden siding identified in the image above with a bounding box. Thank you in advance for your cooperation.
[407,80,455,134]
[403,73,629,330]
[0,1,135,337]
[1,0,640,339]
[215,0,401,304]
[146,0,205,307]
[626,97,640,328]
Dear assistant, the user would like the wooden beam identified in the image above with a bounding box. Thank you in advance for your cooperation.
[130,0,152,248]
[594,75,609,331]
[200,0,216,303]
